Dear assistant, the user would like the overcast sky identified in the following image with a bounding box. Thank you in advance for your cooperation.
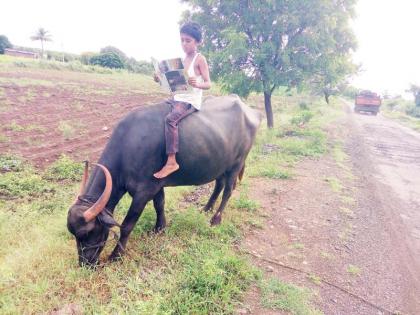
[1,0,419,96]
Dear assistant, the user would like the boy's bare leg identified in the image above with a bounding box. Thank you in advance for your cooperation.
[154,154,180,178]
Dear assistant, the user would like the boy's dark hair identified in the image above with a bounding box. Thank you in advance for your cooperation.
[180,22,202,43]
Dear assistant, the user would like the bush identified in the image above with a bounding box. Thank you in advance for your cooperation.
[406,106,420,118]
[90,52,125,69]
[0,35,12,54]
[80,52,96,65]
[126,58,153,74]
[290,110,314,126]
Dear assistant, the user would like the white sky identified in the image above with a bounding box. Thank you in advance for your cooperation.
[352,1,420,96]
[1,0,419,96]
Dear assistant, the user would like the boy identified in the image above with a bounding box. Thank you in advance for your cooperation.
[153,22,211,179]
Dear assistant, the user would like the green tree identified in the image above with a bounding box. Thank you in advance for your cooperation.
[30,28,52,58]
[407,84,420,107]
[90,52,125,69]
[182,0,357,127]
[100,46,128,64]
[309,56,358,104]
[0,35,12,54]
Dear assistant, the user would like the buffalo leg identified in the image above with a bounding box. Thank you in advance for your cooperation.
[153,188,166,232]
[210,169,240,226]
[203,177,225,212]
[109,195,149,260]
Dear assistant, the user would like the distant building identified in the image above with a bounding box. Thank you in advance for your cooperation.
[4,48,39,59]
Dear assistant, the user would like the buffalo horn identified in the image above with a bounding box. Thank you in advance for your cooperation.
[83,163,113,222]
[73,160,89,203]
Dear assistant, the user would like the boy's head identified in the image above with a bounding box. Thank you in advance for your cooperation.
[180,22,202,54]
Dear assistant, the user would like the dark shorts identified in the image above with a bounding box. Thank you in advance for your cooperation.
[164,100,197,154]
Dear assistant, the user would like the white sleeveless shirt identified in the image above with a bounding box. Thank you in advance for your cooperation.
[174,53,203,110]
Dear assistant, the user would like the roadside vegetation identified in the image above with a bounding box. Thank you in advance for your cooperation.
[381,96,420,131]
[0,89,341,314]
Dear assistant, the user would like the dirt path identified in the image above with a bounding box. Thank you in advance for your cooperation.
[241,103,420,314]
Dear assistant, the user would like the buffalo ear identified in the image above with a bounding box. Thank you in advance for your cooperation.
[98,211,120,228]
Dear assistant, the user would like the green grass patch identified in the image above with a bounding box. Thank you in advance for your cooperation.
[260,277,322,314]
[58,121,78,140]
[233,192,260,212]
[0,155,25,172]
[347,264,361,276]
[324,177,343,193]
[0,161,255,314]
[0,158,54,198]
[44,155,83,181]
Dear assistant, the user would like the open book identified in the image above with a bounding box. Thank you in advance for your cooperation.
[152,57,192,93]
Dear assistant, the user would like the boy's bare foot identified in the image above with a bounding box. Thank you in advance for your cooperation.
[153,163,180,179]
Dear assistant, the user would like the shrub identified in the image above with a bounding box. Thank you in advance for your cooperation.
[90,52,125,69]
[0,35,12,54]
[290,110,314,126]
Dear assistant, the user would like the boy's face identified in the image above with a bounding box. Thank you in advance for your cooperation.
[180,33,199,54]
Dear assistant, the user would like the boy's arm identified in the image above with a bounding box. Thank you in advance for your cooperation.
[189,55,211,90]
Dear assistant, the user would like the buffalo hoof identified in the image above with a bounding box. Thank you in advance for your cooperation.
[210,213,222,226]
[153,224,166,234]
[203,205,213,212]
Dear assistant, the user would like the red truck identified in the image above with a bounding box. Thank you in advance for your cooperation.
[354,90,381,115]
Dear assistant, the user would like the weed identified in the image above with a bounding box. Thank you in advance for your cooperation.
[290,110,314,126]
[0,133,9,143]
[307,273,322,285]
[0,155,25,172]
[260,277,322,314]
[324,177,343,193]
[58,121,76,140]
[320,251,334,260]
[233,193,259,212]
[289,243,305,250]
[259,167,291,179]
[339,207,355,218]
[4,120,25,132]
[347,264,361,276]
[45,155,83,181]
[0,170,54,198]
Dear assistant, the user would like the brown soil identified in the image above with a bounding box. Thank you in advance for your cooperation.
[240,105,420,315]
[0,69,164,167]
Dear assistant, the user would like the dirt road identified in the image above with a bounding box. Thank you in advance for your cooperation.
[353,110,420,257]
[241,103,420,314]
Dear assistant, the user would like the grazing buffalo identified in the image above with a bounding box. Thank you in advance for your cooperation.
[67,95,262,266]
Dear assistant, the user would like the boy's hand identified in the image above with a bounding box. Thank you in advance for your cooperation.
[153,73,160,83]
[188,77,200,88]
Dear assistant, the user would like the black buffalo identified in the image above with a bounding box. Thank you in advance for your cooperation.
[67,95,262,266]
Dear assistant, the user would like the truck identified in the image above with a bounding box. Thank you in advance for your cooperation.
[354,90,381,115]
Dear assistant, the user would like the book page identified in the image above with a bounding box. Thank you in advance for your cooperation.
[151,57,171,93]
[152,57,192,94]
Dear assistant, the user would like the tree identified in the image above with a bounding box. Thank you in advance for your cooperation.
[90,52,125,69]
[182,0,357,127]
[309,56,358,104]
[0,35,12,54]
[30,28,52,58]
[407,84,420,107]
[100,46,128,64]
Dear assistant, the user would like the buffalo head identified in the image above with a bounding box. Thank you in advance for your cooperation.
[67,162,118,267]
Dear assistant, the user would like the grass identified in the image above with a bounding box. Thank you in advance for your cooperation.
[44,155,84,181]
[0,61,344,313]
[324,176,343,193]
[260,277,322,314]
[347,264,361,276]
[58,120,78,140]
[0,154,258,314]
